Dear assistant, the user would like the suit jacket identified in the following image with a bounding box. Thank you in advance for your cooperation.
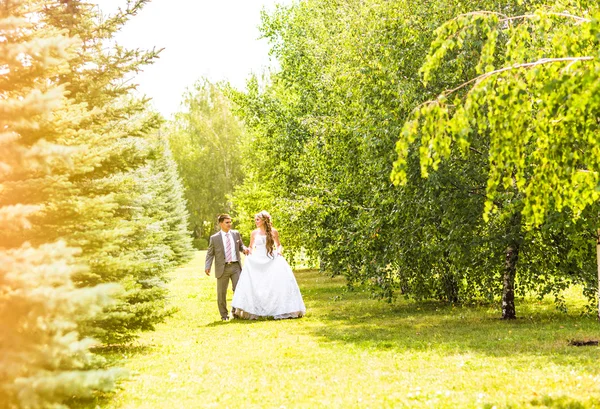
[205,230,246,278]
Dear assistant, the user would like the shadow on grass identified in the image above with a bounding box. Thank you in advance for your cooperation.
[67,391,119,409]
[91,343,153,355]
[296,269,600,368]
[529,395,600,408]
[89,343,154,386]
[71,344,154,409]
[205,319,236,327]
[204,318,267,327]
[205,316,301,326]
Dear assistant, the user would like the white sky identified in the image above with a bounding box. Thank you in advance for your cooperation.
[95,0,292,118]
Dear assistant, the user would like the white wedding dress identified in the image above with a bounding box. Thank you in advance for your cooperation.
[232,234,306,320]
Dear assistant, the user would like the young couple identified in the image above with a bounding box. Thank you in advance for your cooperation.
[204,211,306,321]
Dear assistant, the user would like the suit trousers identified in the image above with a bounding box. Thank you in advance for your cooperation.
[217,262,241,319]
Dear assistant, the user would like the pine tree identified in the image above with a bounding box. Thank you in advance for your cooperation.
[146,136,195,265]
[0,1,124,407]
[10,1,194,344]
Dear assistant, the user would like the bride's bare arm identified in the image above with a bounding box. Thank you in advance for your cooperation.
[248,230,256,255]
[273,229,283,254]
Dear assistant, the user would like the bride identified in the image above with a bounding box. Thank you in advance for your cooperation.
[232,211,306,320]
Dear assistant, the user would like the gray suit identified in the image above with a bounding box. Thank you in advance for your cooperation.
[205,230,246,319]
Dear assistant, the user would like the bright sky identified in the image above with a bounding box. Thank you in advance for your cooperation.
[95,0,291,118]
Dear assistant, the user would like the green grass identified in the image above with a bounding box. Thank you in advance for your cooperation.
[98,251,600,408]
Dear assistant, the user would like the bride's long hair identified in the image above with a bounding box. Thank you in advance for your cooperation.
[256,210,275,258]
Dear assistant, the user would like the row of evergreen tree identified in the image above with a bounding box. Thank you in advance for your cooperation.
[0,1,193,407]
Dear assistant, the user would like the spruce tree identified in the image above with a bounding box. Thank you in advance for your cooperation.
[20,1,193,344]
[0,1,123,407]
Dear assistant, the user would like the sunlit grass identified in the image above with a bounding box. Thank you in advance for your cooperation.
[99,252,600,408]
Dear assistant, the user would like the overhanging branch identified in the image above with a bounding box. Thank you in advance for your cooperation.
[442,56,594,98]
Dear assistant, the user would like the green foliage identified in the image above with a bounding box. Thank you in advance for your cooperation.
[27,1,194,344]
[392,0,600,313]
[2,0,194,343]
[231,0,600,319]
[167,78,245,239]
[0,243,125,409]
[0,1,126,406]
[149,138,195,265]
[192,238,209,250]
[233,0,543,307]
[394,2,600,226]
[78,133,194,344]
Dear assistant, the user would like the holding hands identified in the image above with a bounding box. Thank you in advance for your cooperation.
[238,239,250,255]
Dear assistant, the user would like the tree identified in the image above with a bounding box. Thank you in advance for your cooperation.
[167,78,245,246]
[0,1,124,406]
[392,1,600,317]
[233,0,559,316]
[35,1,193,343]
[0,0,194,345]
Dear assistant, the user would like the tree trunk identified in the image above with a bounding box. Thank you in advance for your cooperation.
[441,271,460,303]
[596,229,600,321]
[502,243,518,319]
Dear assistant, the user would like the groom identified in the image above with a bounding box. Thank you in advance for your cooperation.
[204,214,248,321]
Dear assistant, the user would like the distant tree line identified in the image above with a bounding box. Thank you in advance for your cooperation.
[166,79,245,247]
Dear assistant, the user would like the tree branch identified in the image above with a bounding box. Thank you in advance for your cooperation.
[442,56,593,98]
[501,12,591,24]
[455,11,591,24]
[455,11,509,20]
[469,146,485,156]
[414,56,593,113]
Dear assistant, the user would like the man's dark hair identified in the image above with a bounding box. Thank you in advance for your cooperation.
[218,214,232,223]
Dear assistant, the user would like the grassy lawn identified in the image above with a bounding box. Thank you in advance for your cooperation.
[99,251,600,409]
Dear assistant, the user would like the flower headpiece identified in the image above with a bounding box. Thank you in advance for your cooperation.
[257,210,271,221]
